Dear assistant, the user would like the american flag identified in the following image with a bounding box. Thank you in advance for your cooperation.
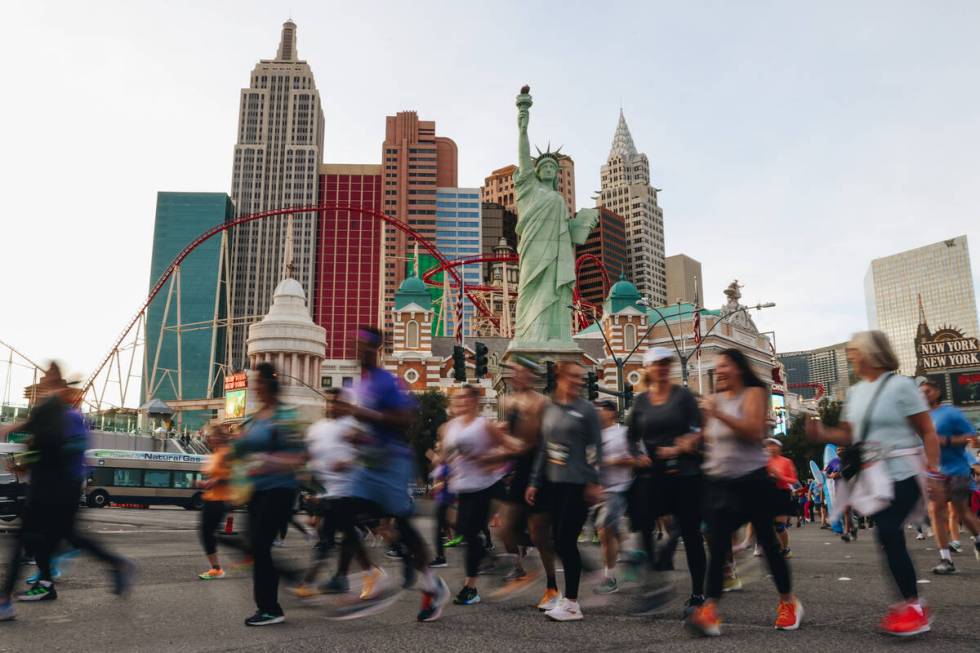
[692,283,702,359]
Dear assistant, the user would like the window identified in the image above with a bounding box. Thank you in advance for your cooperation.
[89,467,113,486]
[144,470,172,488]
[406,320,420,348]
[113,469,141,487]
[172,472,197,489]
[624,323,637,351]
[342,376,354,388]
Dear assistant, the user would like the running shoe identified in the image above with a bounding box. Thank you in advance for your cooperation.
[682,595,705,621]
[244,611,285,626]
[198,567,226,580]
[490,568,540,601]
[320,575,350,594]
[444,535,464,548]
[781,548,793,559]
[25,567,61,585]
[721,575,742,593]
[949,540,962,553]
[111,559,136,597]
[430,556,448,568]
[932,559,956,575]
[880,603,931,637]
[360,567,387,599]
[593,576,618,595]
[753,545,763,557]
[545,598,583,621]
[17,583,56,602]
[417,577,451,622]
[453,586,481,605]
[774,598,803,630]
[537,588,562,611]
[685,603,721,637]
[502,566,526,582]
[289,584,319,599]
[0,601,14,622]
[841,533,853,543]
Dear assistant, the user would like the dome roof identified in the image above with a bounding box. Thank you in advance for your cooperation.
[273,278,306,301]
[394,275,432,311]
[604,274,642,314]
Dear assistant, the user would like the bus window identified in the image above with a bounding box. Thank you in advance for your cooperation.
[113,469,141,487]
[143,470,172,488]
[89,467,113,486]
[172,471,196,489]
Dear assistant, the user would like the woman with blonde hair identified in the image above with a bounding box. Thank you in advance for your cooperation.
[807,330,941,637]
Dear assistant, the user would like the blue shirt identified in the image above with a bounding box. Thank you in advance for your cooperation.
[930,404,976,478]
[234,405,304,491]
[355,367,417,458]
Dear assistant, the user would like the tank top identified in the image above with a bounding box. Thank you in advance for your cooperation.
[702,390,768,479]
[444,416,505,494]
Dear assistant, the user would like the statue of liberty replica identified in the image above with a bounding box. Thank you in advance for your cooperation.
[509,86,599,354]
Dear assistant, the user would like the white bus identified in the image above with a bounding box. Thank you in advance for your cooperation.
[84,449,209,509]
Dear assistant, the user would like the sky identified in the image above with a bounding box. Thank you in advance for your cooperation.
[1,0,980,396]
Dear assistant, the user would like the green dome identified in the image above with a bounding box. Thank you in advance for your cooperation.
[604,274,642,314]
[394,276,432,311]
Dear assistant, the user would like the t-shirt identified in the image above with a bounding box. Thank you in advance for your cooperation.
[531,398,602,487]
[234,405,305,491]
[843,374,928,482]
[600,424,631,492]
[930,404,976,478]
[444,416,506,494]
[21,395,86,506]
[306,416,358,498]
[355,367,417,459]
[626,386,703,477]
[767,454,798,491]
[202,446,233,502]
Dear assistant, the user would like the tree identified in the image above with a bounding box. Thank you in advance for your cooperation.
[406,389,448,479]
[781,398,843,481]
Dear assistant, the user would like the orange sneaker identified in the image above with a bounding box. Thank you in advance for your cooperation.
[536,588,561,611]
[360,567,387,600]
[880,603,931,637]
[685,602,721,637]
[289,583,319,599]
[198,567,226,580]
[775,598,803,630]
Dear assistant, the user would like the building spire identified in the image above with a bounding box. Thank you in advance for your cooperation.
[283,216,295,280]
[915,292,931,339]
[608,109,638,160]
[276,19,298,61]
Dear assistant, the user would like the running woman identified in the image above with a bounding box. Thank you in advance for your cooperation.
[229,362,308,626]
[765,437,799,558]
[626,347,706,615]
[0,364,133,621]
[198,424,234,580]
[493,356,561,610]
[919,378,980,572]
[442,385,512,605]
[593,400,634,595]
[526,360,602,622]
[807,331,941,637]
[341,326,450,622]
[687,349,802,637]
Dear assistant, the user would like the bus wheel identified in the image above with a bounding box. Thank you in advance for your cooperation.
[186,493,204,511]
[88,491,110,508]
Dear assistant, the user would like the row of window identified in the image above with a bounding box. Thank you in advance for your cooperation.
[88,467,200,490]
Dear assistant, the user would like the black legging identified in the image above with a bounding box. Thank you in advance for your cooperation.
[457,484,498,578]
[550,482,588,601]
[434,501,451,559]
[874,477,921,601]
[247,488,296,615]
[648,475,706,596]
[704,470,791,600]
[200,500,228,556]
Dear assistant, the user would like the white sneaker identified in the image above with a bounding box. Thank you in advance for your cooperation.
[753,545,763,557]
[545,598,583,621]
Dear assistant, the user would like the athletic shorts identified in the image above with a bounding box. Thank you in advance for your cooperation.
[944,475,973,503]
[599,490,628,530]
[347,454,415,518]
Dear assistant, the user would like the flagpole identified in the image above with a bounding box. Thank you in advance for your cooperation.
[695,276,704,394]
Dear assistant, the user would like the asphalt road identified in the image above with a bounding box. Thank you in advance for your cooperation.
[1,508,978,652]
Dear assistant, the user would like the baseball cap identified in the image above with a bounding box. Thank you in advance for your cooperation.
[764,437,782,447]
[643,347,674,366]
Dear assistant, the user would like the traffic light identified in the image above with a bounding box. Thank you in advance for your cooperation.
[544,361,556,394]
[452,345,466,382]
[623,382,634,409]
[586,371,599,401]
[474,342,489,379]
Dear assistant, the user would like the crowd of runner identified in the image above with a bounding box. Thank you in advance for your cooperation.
[2,328,978,639]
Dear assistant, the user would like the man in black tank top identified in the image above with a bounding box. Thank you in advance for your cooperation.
[486,358,560,608]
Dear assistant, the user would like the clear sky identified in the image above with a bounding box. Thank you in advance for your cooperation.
[2,0,979,391]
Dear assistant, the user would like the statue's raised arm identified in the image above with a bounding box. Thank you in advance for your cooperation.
[517,85,533,174]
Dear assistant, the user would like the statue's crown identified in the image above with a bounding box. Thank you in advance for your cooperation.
[534,143,564,166]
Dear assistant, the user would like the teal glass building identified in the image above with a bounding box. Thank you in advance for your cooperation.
[143,192,233,429]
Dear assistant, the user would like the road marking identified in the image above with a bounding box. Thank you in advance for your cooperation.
[97,529,196,534]
[837,577,851,581]
[917,579,931,584]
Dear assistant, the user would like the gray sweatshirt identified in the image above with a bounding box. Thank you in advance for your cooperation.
[530,398,602,487]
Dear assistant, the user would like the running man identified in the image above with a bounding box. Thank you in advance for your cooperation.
[765,438,798,558]
[593,400,634,594]
[526,360,603,622]
[1,364,133,622]
[340,327,450,622]
[493,356,561,610]
[919,378,980,573]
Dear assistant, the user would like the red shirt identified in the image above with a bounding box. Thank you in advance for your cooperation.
[768,454,798,491]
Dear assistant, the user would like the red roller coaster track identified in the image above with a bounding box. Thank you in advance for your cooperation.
[82,204,613,399]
